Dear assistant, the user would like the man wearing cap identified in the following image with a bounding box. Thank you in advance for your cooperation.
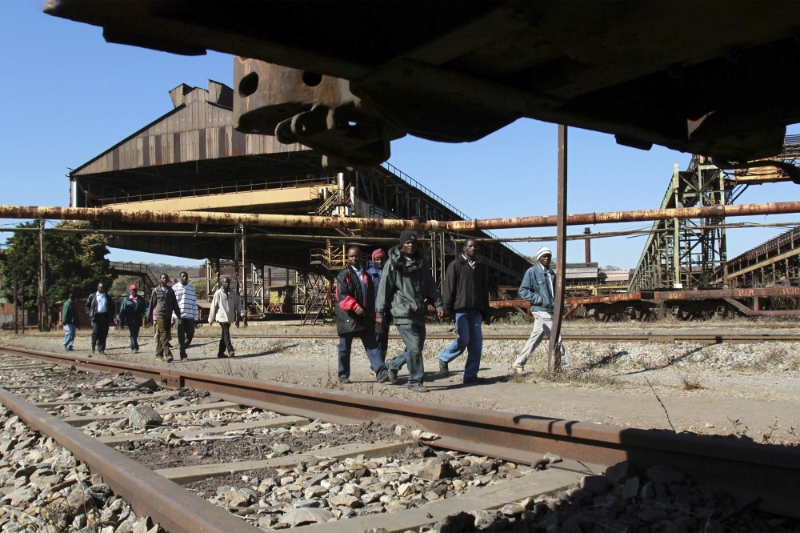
[376,231,445,393]
[118,284,147,354]
[437,238,490,384]
[367,248,389,361]
[512,246,565,373]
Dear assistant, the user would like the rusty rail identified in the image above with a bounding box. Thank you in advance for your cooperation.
[0,386,263,533]
[2,345,800,517]
[2,201,800,231]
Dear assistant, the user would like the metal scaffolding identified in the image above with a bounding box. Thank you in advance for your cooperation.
[630,138,800,291]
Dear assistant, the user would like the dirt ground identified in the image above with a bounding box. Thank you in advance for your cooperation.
[3,318,800,446]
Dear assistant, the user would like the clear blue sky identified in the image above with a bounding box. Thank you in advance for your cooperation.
[2,1,799,269]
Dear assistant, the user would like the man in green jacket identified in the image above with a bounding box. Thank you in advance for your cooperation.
[61,293,79,351]
[376,231,444,392]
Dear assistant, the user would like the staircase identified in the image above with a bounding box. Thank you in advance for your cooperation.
[109,262,158,295]
[301,274,330,325]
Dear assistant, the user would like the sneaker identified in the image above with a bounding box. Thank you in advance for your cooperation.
[229,351,236,358]
[378,371,390,383]
[338,376,351,384]
[512,365,525,375]
[388,368,398,385]
[438,360,449,375]
[408,385,429,393]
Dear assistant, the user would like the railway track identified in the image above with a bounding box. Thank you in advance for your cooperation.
[181,332,800,344]
[1,345,798,533]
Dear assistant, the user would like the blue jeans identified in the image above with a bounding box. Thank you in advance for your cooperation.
[338,326,387,381]
[127,323,140,350]
[438,309,483,381]
[62,324,75,349]
[388,323,427,387]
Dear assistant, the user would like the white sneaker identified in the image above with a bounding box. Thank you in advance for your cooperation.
[512,365,525,375]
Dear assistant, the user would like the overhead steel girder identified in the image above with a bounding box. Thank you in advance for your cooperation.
[44,1,800,165]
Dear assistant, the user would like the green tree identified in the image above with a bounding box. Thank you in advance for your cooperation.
[190,278,208,300]
[0,221,114,315]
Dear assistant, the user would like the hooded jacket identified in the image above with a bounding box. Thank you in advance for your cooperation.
[519,263,557,313]
[335,264,375,335]
[442,254,490,315]
[375,245,443,325]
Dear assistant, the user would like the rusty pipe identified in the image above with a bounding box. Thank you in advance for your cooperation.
[1,202,800,231]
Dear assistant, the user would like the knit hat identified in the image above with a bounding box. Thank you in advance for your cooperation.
[399,231,418,245]
[536,246,552,260]
[372,248,387,261]
[129,284,138,291]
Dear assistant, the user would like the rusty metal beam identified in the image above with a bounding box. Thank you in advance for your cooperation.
[549,125,568,374]
[4,201,800,232]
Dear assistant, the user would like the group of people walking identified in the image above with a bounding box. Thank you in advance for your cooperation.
[335,232,564,393]
[60,238,562,385]
[60,271,242,362]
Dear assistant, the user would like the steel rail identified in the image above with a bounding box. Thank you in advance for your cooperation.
[0,386,264,533]
[2,345,799,517]
[183,332,800,344]
[2,200,800,232]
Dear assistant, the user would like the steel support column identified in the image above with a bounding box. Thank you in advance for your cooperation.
[38,219,47,331]
[549,125,567,374]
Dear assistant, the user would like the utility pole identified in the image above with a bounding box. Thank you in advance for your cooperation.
[549,125,567,375]
[38,219,47,331]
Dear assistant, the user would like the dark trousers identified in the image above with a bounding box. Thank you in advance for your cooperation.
[218,322,234,355]
[338,326,388,381]
[177,319,195,358]
[375,322,388,362]
[91,312,110,353]
[388,322,427,387]
[127,322,140,350]
[155,318,173,360]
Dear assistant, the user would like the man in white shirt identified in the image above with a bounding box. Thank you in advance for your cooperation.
[172,271,199,360]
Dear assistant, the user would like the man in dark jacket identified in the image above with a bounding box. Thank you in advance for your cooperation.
[61,293,79,351]
[366,248,388,361]
[512,246,565,373]
[85,282,116,355]
[118,284,148,354]
[336,246,389,384]
[437,238,490,384]
[149,273,181,362]
[376,231,444,393]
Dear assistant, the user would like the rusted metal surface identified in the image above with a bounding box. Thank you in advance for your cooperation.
[44,2,800,162]
[0,386,263,533]
[4,201,800,233]
[72,80,306,177]
[649,286,800,301]
[3,345,800,517]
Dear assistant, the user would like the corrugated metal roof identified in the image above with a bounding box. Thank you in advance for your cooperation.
[72,80,307,177]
